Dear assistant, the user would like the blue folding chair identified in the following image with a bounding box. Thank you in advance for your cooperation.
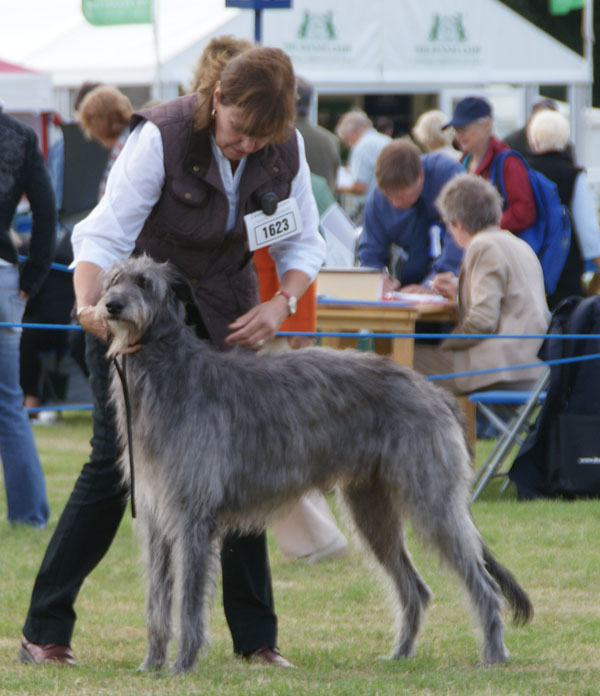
[469,370,550,501]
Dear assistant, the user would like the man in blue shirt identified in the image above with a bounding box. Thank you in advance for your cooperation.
[358,139,463,292]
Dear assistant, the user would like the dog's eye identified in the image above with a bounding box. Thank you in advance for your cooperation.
[134,275,149,290]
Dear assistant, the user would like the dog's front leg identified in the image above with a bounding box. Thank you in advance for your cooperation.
[139,517,174,671]
[170,518,215,674]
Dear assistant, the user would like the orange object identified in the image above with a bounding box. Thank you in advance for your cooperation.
[253,247,316,332]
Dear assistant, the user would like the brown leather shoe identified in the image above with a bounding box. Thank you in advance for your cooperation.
[244,646,296,668]
[18,637,76,666]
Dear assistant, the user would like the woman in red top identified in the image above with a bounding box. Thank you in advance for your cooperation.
[443,96,536,234]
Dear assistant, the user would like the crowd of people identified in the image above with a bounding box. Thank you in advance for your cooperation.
[2,34,600,670]
[349,95,600,398]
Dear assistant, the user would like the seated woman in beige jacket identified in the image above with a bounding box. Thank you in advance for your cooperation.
[414,173,549,395]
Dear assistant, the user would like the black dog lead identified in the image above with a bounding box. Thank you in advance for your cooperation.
[112,354,136,519]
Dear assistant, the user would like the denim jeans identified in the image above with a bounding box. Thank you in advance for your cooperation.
[0,265,49,526]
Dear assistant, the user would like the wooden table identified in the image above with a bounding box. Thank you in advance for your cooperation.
[316,298,457,367]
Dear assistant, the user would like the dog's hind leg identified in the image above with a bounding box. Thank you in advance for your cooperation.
[139,517,174,671]
[341,481,431,659]
[170,518,216,674]
[412,494,508,664]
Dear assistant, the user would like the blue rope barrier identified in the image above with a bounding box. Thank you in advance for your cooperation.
[0,322,82,331]
[12,257,598,407]
[18,255,72,273]
[26,404,92,413]
[4,321,599,411]
[425,352,600,382]
[4,322,599,342]
[24,353,600,414]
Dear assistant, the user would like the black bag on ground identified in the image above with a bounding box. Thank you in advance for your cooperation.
[547,413,600,498]
[509,295,600,499]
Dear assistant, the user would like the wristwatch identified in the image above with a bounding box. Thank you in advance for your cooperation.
[274,289,297,316]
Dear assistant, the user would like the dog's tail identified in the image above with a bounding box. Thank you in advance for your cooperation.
[483,544,534,626]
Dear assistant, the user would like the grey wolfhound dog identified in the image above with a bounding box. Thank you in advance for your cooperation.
[97,255,533,674]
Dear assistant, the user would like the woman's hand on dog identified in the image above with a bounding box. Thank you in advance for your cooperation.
[226,268,312,350]
[225,298,289,351]
[78,306,141,354]
[77,306,108,342]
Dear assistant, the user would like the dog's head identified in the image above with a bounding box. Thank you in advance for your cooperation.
[96,255,196,357]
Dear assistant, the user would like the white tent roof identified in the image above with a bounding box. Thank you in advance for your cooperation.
[0,59,53,112]
[0,0,590,92]
[273,0,591,92]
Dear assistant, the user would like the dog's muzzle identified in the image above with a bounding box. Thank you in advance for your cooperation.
[105,298,125,318]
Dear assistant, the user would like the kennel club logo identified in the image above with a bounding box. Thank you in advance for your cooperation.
[283,10,351,62]
[415,12,482,65]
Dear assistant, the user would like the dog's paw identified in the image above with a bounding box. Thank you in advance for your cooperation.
[389,643,415,660]
[170,656,196,674]
[138,655,165,672]
[375,653,398,662]
[480,646,508,666]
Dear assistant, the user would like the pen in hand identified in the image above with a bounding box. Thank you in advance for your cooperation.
[381,267,400,296]
[430,272,458,300]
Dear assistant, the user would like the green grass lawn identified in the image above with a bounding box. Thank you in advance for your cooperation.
[1,414,600,695]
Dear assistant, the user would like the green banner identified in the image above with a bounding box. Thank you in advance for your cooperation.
[82,0,152,26]
[549,0,585,16]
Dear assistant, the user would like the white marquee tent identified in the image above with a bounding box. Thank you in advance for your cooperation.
[0,0,589,89]
[0,0,592,150]
[0,59,52,112]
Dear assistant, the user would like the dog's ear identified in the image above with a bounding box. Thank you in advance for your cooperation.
[170,277,205,330]
[171,277,195,307]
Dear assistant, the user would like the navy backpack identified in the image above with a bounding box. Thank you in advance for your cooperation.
[490,150,571,295]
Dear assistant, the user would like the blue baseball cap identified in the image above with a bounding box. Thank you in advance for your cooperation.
[442,97,492,129]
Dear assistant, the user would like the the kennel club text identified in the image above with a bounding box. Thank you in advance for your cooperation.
[244,197,303,251]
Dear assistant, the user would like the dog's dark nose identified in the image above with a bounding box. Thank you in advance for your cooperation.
[105,299,125,316]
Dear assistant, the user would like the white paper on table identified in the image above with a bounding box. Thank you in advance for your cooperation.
[388,291,449,304]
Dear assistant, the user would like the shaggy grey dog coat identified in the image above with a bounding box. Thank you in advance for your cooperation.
[97,255,533,674]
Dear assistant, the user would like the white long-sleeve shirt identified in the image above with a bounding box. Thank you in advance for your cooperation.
[72,120,325,280]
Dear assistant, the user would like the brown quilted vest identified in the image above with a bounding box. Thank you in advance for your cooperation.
[130,94,299,349]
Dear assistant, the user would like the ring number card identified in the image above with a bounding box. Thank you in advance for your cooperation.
[244,197,303,251]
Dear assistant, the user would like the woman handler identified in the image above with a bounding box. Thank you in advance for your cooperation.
[20,42,325,668]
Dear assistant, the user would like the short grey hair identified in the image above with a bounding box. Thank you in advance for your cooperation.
[335,109,372,142]
[436,173,503,233]
[528,109,570,154]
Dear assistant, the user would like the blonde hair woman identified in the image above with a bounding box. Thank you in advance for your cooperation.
[412,109,461,160]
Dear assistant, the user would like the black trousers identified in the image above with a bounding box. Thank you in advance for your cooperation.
[23,334,277,655]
